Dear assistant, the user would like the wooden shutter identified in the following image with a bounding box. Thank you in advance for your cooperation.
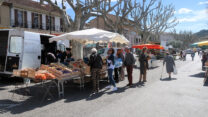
[32,13,34,28]
[46,15,48,30]
[52,17,55,31]
[24,11,27,28]
[14,9,18,26]
[39,14,42,29]
[60,18,63,31]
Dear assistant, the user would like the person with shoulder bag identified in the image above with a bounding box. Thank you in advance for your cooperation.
[88,48,103,94]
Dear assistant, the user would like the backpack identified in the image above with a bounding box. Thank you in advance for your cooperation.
[89,53,103,69]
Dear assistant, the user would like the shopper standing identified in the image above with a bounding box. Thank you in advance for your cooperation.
[163,52,175,79]
[114,49,125,82]
[88,48,103,93]
[139,48,149,82]
[106,48,118,91]
[124,47,135,86]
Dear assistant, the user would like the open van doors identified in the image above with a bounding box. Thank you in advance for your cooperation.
[5,30,24,73]
[21,31,41,69]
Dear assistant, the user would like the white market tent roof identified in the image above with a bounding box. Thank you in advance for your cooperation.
[50,28,129,44]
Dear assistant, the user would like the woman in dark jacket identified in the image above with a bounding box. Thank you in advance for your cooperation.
[106,48,117,92]
[139,48,149,82]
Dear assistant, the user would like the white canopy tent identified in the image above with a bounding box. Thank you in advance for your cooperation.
[50,28,129,44]
[50,28,129,59]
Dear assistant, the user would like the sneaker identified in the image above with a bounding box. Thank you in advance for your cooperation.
[105,85,111,89]
[112,87,118,91]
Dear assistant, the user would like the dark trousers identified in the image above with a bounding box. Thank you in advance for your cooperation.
[114,68,119,83]
[91,68,101,92]
[126,65,133,85]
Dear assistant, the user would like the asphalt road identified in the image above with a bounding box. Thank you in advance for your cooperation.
[0,54,207,117]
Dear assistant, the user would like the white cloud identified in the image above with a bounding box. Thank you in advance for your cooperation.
[178,9,208,22]
[178,8,193,14]
[198,1,208,5]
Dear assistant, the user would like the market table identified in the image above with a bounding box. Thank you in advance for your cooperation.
[21,74,84,101]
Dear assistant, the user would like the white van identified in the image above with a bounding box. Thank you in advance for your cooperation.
[0,29,68,77]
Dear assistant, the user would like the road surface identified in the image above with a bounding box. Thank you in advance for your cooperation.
[0,54,207,117]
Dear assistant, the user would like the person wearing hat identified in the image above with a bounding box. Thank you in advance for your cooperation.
[124,47,135,86]
[88,48,103,93]
[163,52,175,79]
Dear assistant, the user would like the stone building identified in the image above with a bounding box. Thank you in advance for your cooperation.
[0,0,65,34]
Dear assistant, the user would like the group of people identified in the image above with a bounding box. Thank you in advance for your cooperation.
[46,48,73,65]
[88,47,176,94]
[180,50,196,61]
[88,47,135,93]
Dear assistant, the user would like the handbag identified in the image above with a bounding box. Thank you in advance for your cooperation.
[173,65,177,75]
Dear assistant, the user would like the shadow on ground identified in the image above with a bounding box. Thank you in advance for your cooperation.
[189,72,205,78]
[1,78,144,115]
[160,77,177,81]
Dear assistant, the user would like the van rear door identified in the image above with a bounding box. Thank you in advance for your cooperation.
[6,30,24,72]
[21,32,41,69]
[0,31,9,72]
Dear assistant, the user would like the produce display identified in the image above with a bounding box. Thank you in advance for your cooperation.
[13,62,82,81]
[13,59,107,83]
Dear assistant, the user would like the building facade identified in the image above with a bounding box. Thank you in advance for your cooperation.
[86,15,141,46]
[0,0,64,34]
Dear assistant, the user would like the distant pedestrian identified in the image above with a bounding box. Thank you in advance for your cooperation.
[180,51,183,60]
[183,51,186,61]
[202,51,207,70]
[191,52,195,61]
[124,47,135,87]
[88,48,103,93]
[106,48,118,91]
[139,47,149,83]
[163,52,175,79]
[199,51,202,58]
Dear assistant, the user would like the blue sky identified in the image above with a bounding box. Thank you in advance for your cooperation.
[34,0,208,33]
[162,0,208,33]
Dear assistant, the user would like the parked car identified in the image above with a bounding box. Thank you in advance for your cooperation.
[185,49,194,54]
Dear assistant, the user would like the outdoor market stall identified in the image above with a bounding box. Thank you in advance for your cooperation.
[13,28,129,99]
[50,27,129,79]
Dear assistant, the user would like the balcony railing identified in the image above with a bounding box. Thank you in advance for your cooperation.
[11,20,66,32]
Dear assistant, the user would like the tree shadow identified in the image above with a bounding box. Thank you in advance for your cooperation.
[0,82,61,115]
[160,77,177,81]
[189,72,205,78]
